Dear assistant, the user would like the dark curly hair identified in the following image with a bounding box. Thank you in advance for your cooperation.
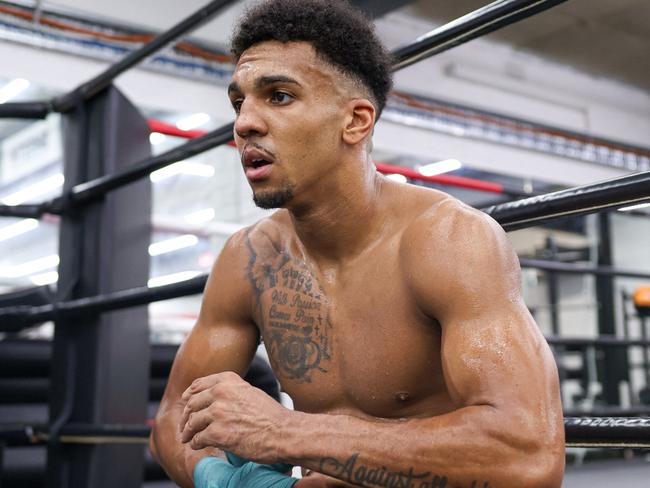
[230,0,393,120]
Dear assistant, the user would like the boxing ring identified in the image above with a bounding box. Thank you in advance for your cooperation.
[0,0,649,486]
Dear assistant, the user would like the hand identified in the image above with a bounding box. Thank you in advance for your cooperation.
[179,371,289,464]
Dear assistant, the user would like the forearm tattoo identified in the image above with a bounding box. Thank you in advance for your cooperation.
[319,454,492,488]
[246,231,333,382]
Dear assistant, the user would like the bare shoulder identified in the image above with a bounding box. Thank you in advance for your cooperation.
[244,210,293,252]
[401,194,512,260]
[216,211,291,267]
[398,192,521,318]
[201,212,291,319]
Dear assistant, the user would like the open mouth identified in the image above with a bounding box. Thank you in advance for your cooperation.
[244,154,274,180]
[242,145,275,180]
[251,158,272,169]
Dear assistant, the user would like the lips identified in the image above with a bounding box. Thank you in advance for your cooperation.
[241,146,274,181]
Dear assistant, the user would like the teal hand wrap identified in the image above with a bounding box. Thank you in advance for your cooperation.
[194,456,298,488]
[226,451,294,474]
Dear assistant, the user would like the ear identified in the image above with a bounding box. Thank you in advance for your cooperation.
[342,99,375,146]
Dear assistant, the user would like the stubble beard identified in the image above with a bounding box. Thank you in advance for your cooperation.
[252,185,295,209]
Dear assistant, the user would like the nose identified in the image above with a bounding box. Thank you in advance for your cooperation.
[234,99,268,140]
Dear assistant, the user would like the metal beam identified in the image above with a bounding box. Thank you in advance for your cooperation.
[392,0,569,71]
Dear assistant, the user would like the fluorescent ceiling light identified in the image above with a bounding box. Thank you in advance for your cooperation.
[386,173,407,183]
[176,113,210,131]
[0,78,30,104]
[1,173,64,205]
[149,161,214,182]
[149,132,167,145]
[30,271,59,286]
[618,202,650,212]
[148,234,199,256]
[0,254,59,278]
[184,208,215,225]
[450,126,466,137]
[0,218,38,243]
[148,270,202,288]
[418,159,462,177]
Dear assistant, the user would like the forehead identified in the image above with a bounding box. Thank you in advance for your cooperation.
[232,41,339,88]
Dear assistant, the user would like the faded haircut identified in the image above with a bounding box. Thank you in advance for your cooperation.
[230,0,393,119]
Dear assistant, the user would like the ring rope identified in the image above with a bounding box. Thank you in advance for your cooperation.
[1,418,649,448]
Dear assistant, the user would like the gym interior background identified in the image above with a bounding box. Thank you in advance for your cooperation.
[0,0,649,486]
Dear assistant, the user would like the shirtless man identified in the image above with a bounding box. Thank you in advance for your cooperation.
[150,1,565,486]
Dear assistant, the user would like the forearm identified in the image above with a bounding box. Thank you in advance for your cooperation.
[152,404,222,488]
[280,406,561,488]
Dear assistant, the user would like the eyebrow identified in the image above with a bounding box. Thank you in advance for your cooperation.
[256,75,301,89]
[228,75,302,96]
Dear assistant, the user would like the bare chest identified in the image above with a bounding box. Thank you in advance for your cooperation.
[247,242,448,418]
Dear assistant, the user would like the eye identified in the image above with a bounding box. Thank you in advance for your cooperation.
[270,91,293,105]
[231,99,243,114]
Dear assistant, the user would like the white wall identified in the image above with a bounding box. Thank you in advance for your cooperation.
[2,1,649,188]
[374,9,650,186]
[378,9,650,144]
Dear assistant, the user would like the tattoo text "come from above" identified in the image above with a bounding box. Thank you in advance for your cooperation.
[319,454,492,488]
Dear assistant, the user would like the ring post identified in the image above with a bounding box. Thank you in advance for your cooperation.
[595,213,629,406]
[47,86,151,488]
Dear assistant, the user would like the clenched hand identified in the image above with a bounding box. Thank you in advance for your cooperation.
[179,371,291,464]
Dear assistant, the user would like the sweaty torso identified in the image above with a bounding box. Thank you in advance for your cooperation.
[244,185,456,421]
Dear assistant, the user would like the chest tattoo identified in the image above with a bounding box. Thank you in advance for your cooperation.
[246,232,333,382]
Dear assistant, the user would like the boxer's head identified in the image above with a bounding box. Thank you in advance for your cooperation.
[229,0,392,209]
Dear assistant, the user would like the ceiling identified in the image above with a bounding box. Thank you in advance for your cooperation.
[26,0,649,92]
[408,0,650,91]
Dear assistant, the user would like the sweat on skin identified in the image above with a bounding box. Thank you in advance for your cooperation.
[150,40,565,488]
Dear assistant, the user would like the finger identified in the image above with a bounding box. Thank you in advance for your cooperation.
[188,429,205,450]
[181,375,215,402]
[182,371,239,401]
[189,428,214,451]
[181,408,215,444]
[179,387,218,433]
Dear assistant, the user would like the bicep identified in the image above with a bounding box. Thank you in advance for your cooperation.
[440,300,551,410]
[161,230,260,405]
[164,317,260,403]
[439,297,564,456]
[405,204,558,411]
[438,226,554,410]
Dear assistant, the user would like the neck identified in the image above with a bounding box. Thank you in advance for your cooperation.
[287,155,385,264]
